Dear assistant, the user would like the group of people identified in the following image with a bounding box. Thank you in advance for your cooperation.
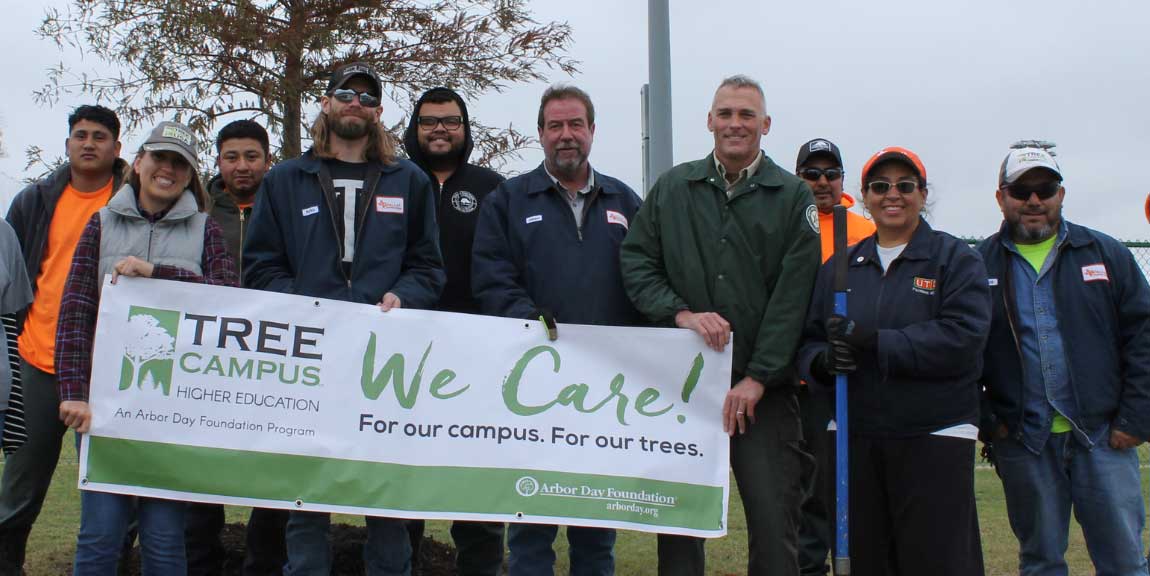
[0,61,1144,576]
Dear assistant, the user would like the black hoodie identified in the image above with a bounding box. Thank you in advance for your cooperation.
[403,87,504,313]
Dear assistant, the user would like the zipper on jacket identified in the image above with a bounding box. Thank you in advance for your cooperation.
[238,207,246,279]
[146,224,156,261]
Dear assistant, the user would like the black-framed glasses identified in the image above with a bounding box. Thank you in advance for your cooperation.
[417,115,464,131]
[866,180,919,195]
[799,167,844,182]
[330,89,380,108]
[1005,181,1060,201]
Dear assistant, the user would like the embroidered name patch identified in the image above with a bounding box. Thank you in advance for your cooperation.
[525,215,543,224]
[606,210,629,229]
[301,206,319,217]
[375,196,404,214]
[1081,263,1109,282]
[913,276,937,295]
[988,278,999,286]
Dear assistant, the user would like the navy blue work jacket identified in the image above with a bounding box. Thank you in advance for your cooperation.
[471,163,642,326]
[798,219,992,437]
[242,150,445,308]
[978,220,1150,443]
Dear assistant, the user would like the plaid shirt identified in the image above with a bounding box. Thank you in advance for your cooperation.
[56,212,238,402]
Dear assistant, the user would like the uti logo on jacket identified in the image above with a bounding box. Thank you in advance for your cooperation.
[912,277,937,295]
[119,306,180,396]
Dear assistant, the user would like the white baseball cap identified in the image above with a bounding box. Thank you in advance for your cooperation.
[999,147,1062,186]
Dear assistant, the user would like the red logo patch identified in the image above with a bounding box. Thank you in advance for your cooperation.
[914,277,937,291]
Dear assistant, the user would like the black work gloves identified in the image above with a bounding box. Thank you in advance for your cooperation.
[812,314,875,382]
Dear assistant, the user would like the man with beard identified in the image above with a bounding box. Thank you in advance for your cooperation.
[978,146,1150,574]
[793,138,873,576]
[472,84,640,576]
[185,119,285,576]
[244,62,444,576]
[401,87,505,575]
[621,75,820,575]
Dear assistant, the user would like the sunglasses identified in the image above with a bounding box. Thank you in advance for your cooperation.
[799,167,844,182]
[330,89,380,108]
[418,115,464,130]
[1005,181,1061,201]
[866,180,919,195]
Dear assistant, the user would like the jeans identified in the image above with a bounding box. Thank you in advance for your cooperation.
[285,512,410,576]
[0,360,67,575]
[507,524,615,576]
[996,430,1148,576]
[73,491,187,575]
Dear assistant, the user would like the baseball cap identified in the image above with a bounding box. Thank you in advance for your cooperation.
[142,121,199,171]
[796,138,843,170]
[861,146,927,185]
[327,62,382,97]
[999,147,1062,186]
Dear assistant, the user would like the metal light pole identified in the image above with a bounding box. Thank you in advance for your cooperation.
[643,0,673,194]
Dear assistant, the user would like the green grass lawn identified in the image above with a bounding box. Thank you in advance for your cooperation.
[6,440,1148,575]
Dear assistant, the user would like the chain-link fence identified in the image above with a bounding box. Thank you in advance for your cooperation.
[963,240,1150,279]
[1124,241,1150,279]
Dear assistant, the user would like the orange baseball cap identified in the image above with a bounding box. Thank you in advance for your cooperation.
[861,146,927,186]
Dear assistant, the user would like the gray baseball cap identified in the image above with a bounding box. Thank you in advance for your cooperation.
[142,121,199,171]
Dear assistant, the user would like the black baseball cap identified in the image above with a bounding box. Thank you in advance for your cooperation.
[326,62,382,97]
[796,138,843,170]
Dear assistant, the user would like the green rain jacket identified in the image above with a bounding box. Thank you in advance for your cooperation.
[621,152,821,387]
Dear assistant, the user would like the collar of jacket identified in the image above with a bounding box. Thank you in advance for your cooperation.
[685,152,786,189]
[851,216,936,268]
[106,183,200,222]
[207,174,237,212]
[994,218,1090,252]
[38,158,130,202]
[524,163,618,196]
[295,149,401,175]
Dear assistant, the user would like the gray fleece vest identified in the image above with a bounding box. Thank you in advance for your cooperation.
[97,184,206,284]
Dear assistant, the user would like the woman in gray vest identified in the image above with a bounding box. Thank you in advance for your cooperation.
[55,120,238,575]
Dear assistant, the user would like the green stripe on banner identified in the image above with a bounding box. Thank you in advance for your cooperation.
[87,436,724,531]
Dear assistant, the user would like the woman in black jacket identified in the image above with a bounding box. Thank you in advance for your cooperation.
[798,147,991,576]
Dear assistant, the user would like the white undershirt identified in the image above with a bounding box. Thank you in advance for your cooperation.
[876,242,907,273]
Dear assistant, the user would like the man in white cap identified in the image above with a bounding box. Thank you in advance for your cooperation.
[978,146,1150,574]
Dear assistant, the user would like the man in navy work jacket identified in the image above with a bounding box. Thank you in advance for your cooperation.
[243,61,444,576]
[979,146,1150,575]
[471,84,641,576]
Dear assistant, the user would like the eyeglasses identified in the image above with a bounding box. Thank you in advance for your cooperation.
[1004,181,1060,201]
[866,180,919,195]
[417,115,464,131]
[799,167,844,182]
[329,89,380,108]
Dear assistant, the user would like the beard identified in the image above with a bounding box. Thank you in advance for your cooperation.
[548,145,587,180]
[421,143,463,171]
[330,113,372,140]
[1010,208,1060,243]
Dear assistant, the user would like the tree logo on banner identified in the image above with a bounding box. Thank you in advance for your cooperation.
[515,476,540,497]
[119,306,180,396]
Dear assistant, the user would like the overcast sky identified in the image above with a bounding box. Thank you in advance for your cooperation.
[2,0,1147,240]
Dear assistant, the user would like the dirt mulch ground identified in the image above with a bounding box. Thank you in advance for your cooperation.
[102,523,458,576]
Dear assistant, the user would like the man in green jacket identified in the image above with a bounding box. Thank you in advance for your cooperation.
[620,75,821,576]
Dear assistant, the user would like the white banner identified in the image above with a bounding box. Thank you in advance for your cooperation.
[81,277,732,536]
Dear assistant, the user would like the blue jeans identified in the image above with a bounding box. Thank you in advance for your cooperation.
[285,512,410,576]
[73,491,186,575]
[995,430,1148,576]
[507,523,615,576]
